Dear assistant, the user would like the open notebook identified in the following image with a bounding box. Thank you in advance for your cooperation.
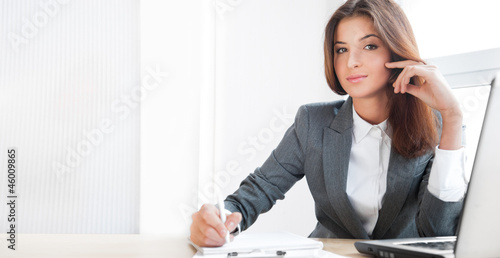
[190,231,344,258]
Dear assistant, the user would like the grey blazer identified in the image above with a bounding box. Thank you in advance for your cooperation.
[225,98,464,239]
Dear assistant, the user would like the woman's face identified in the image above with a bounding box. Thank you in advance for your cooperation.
[333,16,392,101]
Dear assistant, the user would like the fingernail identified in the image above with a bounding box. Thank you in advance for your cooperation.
[221,228,227,236]
[227,222,235,230]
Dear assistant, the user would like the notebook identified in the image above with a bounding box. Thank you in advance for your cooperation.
[354,73,500,258]
[190,231,344,257]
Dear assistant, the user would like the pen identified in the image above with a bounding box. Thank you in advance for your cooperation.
[218,197,231,244]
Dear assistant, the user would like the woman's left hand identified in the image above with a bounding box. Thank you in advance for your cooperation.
[385,60,460,115]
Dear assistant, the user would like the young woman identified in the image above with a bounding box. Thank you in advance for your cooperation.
[190,0,467,247]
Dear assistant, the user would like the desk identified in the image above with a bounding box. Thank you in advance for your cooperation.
[0,234,370,258]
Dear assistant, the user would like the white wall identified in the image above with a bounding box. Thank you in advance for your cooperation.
[140,0,210,235]
[398,0,500,59]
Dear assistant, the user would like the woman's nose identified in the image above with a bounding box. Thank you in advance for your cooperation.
[347,51,362,69]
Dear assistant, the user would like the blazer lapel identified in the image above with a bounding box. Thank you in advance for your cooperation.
[322,98,369,239]
[371,148,420,239]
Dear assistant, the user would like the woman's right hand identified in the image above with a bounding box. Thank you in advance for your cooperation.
[190,204,242,247]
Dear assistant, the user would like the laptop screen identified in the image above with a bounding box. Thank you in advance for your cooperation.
[454,72,500,257]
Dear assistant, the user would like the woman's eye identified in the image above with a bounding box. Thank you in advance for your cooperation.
[336,47,347,54]
[364,44,378,50]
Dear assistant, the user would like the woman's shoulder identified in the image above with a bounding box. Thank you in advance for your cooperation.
[295,99,348,126]
[301,99,346,109]
[299,99,346,115]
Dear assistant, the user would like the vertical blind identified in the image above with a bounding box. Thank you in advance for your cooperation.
[0,0,139,233]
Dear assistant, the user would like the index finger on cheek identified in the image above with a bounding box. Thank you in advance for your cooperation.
[385,62,407,69]
[385,62,396,68]
[386,60,421,68]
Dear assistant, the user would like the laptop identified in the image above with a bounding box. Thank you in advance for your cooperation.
[355,73,500,258]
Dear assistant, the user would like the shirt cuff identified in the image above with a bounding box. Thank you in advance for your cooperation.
[427,146,469,202]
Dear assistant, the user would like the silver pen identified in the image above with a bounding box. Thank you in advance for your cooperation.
[218,197,231,244]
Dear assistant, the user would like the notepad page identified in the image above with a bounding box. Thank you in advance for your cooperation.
[192,231,323,255]
[192,232,347,258]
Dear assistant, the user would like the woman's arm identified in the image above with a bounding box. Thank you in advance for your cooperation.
[416,156,464,236]
[438,107,463,150]
[190,105,311,246]
[225,105,311,230]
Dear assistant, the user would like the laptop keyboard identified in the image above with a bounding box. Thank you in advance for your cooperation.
[401,240,456,251]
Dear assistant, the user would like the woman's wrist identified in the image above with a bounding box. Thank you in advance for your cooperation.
[438,105,463,150]
[440,103,463,122]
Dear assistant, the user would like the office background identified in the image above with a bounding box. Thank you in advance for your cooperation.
[0,0,499,238]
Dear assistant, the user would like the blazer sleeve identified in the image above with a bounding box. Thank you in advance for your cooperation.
[416,112,464,237]
[224,105,310,231]
[416,158,464,236]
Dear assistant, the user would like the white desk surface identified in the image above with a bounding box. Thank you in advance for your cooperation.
[0,234,369,258]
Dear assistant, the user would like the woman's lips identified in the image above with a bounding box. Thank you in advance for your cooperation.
[346,74,367,83]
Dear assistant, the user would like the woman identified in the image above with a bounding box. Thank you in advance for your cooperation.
[190,0,467,247]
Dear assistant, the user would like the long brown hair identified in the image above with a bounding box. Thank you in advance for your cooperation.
[324,0,438,158]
